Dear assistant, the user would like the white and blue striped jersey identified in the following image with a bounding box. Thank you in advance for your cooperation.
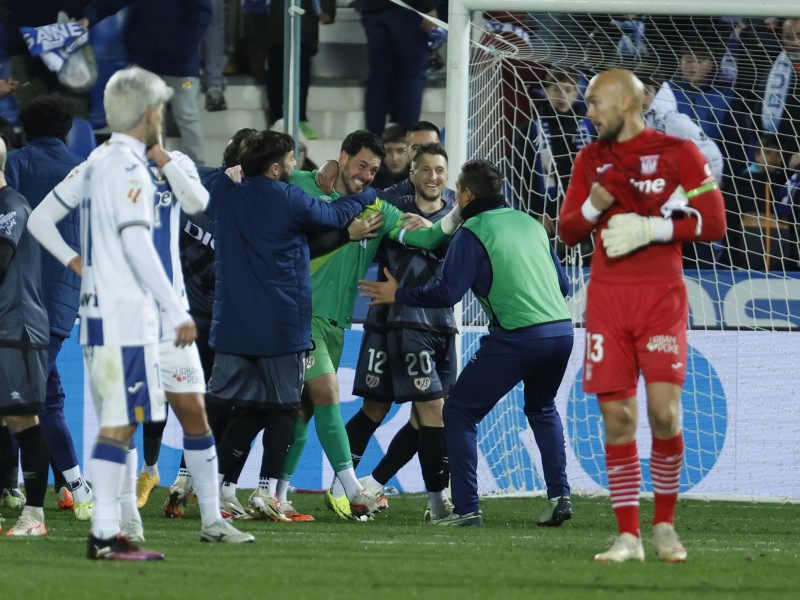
[148,151,208,341]
[52,134,160,346]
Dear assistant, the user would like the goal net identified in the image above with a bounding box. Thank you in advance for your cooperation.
[452,3,800,501]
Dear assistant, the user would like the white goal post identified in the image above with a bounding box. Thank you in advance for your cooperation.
[444,0,800,502]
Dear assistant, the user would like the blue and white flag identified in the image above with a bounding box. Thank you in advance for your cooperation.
[762,50,794,134]
[20,22,88,73]
[20,21,96,92]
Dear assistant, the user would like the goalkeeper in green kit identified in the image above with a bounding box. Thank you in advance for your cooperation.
[276,130,462,521]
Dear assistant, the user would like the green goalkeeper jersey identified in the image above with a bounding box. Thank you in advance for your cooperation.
[291,170,451,328]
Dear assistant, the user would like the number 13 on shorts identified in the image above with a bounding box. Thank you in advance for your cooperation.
[586,332,604,362]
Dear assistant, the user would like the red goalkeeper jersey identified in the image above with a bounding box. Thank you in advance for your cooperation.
[559,128,725,284]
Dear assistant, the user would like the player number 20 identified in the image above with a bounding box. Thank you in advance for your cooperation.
[585,332,604,363]
[406,351,432,376]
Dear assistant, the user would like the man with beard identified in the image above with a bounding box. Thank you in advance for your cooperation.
[28,66,189,560]
[559,69,725,562]
[203,130,377,522]
[274,130,462,521]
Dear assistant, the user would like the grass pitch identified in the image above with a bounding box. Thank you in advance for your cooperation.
[1,491,797,600]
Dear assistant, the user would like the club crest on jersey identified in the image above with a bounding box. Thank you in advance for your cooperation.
[413,377,431,392]
[149,165,167,184]
[365,374,380,388]
[305,355,315,370]
[0,211,17,235]
[640,155,659,175]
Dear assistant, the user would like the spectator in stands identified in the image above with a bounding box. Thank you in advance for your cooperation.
[372,124,409,190]
[247,0,335,140]
[0,78,21,99]
[79,0,213,165]
[511,67,594,238]
[641,74,728,269]
[4,94,94,520]
[670,38,734,144]
[726,134,794,271]
[202,0,228,111]
[3,1,91,117]
[761,18,800,173]
[358,1,438,135]
[778,169,800,264]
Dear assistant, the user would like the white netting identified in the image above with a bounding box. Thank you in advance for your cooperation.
[462,10,800,501]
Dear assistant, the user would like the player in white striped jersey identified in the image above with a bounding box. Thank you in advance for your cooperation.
[29,67,249,560]
[136,142,252,542]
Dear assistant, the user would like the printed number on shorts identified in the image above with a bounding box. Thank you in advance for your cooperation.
[585,332,604,362]
[406,351,432,376]
[367,348,387,374]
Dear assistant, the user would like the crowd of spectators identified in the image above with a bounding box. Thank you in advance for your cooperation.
[499,13,800,271]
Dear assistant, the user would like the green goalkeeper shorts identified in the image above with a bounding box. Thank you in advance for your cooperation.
[306,316,344,381]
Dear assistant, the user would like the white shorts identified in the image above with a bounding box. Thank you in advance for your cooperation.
[158,339,206,394]
[84,343,166,427]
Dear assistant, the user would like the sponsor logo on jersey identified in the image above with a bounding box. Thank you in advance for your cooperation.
[305,355,315,370]
[10,391,21,401]
[595,163,613,174]
[172,367,201,385]
[414,376,431,392]
[0,211,17,235]
[640,154,660,175]
[184,220,214,249]
[629,177,666,194]
[646,335,679,354]
[671,362,684,369]
[365,374,380,388]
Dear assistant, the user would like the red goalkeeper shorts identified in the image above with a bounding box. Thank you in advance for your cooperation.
[582,279,688,400]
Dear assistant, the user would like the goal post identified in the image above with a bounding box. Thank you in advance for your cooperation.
[445,1,800,502]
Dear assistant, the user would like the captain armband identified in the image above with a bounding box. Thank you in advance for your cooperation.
[675,182,718,237]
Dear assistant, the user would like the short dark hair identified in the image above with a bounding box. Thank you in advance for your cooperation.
[238,130,295,177]
[381,124,406,145]
[223,128,257,166]
[411,143,448,169]
[407,121,441,141]
[460,159,504,198]
[543,66,579,87]
[341,130,386,159]
[679,38,714,62]
[18,94,75,141]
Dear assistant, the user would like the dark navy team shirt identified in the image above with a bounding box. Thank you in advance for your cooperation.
[0,187,49,347]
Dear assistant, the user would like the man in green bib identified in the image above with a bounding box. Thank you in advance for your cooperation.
[360,159,574,526]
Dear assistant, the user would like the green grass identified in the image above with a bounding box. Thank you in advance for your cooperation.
[1,491,798,600]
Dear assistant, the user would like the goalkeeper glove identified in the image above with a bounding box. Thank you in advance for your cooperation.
[601,213,674,258]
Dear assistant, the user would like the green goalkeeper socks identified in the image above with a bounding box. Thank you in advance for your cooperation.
[281,418,310,480]
[314,404,354,472]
